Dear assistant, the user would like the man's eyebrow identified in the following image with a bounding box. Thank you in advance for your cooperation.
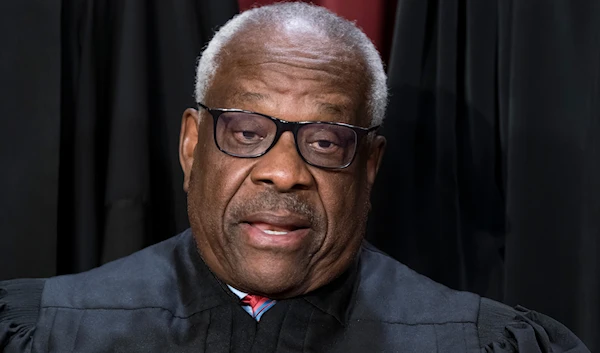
[317,102,347,117]
[236,92,270,104]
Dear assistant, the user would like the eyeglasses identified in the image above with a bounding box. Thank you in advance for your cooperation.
[197,103,379,169]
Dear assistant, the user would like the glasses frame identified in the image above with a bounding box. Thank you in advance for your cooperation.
[197,102,379,169]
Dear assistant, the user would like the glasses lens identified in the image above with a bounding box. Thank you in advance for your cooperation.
[297,124,357,168]
[215,112,276,157]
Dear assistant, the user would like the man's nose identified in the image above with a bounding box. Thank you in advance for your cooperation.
[250,132,315,192]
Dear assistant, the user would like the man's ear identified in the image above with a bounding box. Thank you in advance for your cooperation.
[366,135,386,187]
[179,108,200,192]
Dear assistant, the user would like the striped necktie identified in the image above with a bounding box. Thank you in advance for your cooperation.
[241,294,276,321]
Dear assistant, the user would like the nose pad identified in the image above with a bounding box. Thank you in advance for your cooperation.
[250,132,314,191]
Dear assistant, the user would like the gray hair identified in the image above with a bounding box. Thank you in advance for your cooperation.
[195,2,388,126]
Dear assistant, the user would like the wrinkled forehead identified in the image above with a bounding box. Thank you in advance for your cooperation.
[223,23,366,78]
[205,23,370,123]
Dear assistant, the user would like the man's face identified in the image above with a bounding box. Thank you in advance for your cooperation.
[180,26,385,298]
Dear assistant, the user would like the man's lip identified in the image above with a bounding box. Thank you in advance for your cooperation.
[241,212,312,232]
[239,223,311,250]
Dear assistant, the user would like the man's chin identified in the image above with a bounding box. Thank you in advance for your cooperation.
[230,262,312,299]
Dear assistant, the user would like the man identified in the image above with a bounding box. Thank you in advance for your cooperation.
[0,2,590,352]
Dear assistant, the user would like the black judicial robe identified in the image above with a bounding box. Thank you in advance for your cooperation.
[0,229,589,352]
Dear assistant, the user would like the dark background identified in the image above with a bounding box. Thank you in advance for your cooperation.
[0,0,598,350]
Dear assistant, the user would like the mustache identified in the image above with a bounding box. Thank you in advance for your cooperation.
[229,190,317,225]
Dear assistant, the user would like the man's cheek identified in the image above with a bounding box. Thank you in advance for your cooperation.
[324,182,360,226]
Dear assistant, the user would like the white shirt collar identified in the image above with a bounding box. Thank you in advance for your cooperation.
[227,284,247,299]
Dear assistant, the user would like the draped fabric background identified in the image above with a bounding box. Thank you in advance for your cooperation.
[56,0,238,274]
[369,3,599,351]
[0,0,598,350]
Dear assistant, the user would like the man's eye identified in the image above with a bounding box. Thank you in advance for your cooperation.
[242,131,258,139]
[317,140,333,148]
[234,130,263,143]
[309,139,340,152]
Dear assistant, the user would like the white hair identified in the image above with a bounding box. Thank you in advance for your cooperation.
[195,2,388,126]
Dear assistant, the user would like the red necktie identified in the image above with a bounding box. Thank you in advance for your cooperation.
[241,294,276,321]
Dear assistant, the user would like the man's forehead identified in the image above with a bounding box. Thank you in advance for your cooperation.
[214,33,367,90]
[225,91,351,118]
[203,24,369,122]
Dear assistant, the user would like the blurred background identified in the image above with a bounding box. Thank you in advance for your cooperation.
[0,0,598,350]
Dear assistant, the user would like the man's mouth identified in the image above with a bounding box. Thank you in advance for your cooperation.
[239,213,312,249]
[249,222,302,235]
[242,213,311,232]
